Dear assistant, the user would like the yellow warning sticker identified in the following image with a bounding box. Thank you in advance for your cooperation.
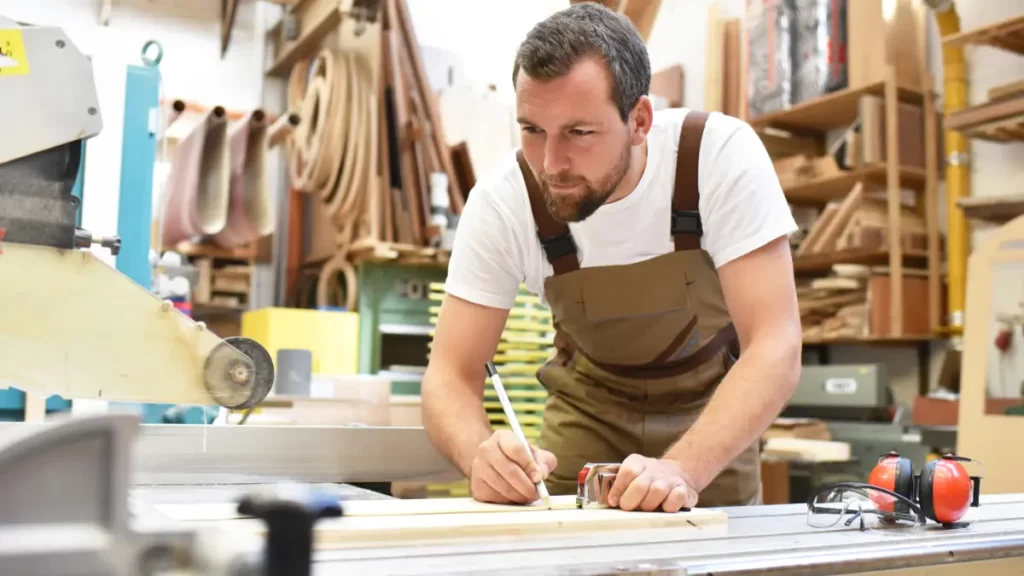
[0,29,31,77]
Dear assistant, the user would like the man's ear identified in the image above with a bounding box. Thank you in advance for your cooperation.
[629,95,654,146]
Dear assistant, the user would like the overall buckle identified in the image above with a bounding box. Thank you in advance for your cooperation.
[671,210,703,235]
[539,231,577,263]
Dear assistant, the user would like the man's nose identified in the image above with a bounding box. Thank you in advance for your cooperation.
[543,136,570,175]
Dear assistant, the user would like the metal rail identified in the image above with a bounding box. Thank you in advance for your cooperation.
[0,421,462,485]
[303,494,1024,575]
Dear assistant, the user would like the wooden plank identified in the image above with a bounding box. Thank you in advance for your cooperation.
[384,0,423,245]
[722,18,741,117]
[807,183,864,253]
[989,80,1024,102]
[923,77,940,333]
[703,1,723,113]
[393,0,464,213]
[885,67,904,336]
[377,24,395,243]
[160,494,577,521]
[156,494,728,548]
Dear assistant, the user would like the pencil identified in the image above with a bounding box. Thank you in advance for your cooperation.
[485,361,552,508]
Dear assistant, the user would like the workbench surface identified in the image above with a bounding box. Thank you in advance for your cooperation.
[130,487,1024,576]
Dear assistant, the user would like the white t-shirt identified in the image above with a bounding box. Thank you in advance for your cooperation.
[444,108,798,310]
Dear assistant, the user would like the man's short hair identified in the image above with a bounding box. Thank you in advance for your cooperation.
[512,2,651,122]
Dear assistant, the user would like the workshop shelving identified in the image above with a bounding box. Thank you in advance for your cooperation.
[958,193,1024,225]
[792,249,930,275]
[753,66,942,345]
[749,79,929,133]
[784,165,928,206]
[941,13,1024,56]
[945,15,1024,225]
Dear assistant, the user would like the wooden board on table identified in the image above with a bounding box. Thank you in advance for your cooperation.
[158,494,575,522]
[158,494,727,548]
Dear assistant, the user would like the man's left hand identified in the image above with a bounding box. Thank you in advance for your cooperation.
[606,454,699,512]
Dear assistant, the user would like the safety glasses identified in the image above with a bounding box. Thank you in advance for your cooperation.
[806,482,927,532]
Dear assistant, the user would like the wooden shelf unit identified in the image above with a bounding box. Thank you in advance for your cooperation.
[958,193,1024,225]
[792,249,929,275]
[749,79,927,133]
[941,14,1024,56]
[785,165,927,206]
[942,14,1024,143]
[803,335,935,346]
[945,95,1024,143]
[751,67,942,340]
[945,15,1024,224]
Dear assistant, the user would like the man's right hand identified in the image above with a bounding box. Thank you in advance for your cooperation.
[469,429,558,504]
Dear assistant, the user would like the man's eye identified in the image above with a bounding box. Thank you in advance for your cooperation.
[521,126,541,134]
[570,129,593,137]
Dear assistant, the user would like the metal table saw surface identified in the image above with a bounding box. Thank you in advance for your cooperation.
[127,485,1024,576]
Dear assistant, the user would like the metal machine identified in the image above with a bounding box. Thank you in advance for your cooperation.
[784,364,932,486]
[0,16,274,412]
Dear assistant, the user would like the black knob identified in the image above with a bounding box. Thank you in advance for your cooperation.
[237,486,343,576]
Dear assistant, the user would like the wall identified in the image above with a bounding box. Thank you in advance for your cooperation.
[406,0,569,102]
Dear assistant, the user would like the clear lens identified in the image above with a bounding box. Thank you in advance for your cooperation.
[806,485,919,531]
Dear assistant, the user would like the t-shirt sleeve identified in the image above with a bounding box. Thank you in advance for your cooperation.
[698,114,798,269]
[443,178,526,310]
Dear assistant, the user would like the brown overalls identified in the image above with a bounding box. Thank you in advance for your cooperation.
[516,111,762,507]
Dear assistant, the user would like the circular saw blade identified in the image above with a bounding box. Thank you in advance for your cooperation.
[203,336,275,410]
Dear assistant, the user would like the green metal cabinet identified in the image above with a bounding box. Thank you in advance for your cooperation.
[357,261,447,395]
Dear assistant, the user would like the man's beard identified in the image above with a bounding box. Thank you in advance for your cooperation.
[539,144,631,223]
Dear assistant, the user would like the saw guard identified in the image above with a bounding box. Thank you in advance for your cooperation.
[0,242,272,408]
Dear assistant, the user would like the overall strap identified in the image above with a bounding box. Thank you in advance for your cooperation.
[672,111,709,251]
[517,150,580,275]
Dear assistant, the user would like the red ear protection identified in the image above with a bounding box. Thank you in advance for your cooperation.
[867,450,914,515]
[918,454,982,526]
[868,451,983,527]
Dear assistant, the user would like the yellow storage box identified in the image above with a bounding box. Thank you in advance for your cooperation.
[241,307,359,375]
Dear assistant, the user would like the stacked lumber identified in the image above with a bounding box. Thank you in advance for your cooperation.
[799,263,933,340]
[798,272,869,340]
[377,0,465,245]
[795,183,929,257]
[280,0,467,310]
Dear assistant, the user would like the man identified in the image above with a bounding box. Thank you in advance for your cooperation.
[421,2,802,512]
